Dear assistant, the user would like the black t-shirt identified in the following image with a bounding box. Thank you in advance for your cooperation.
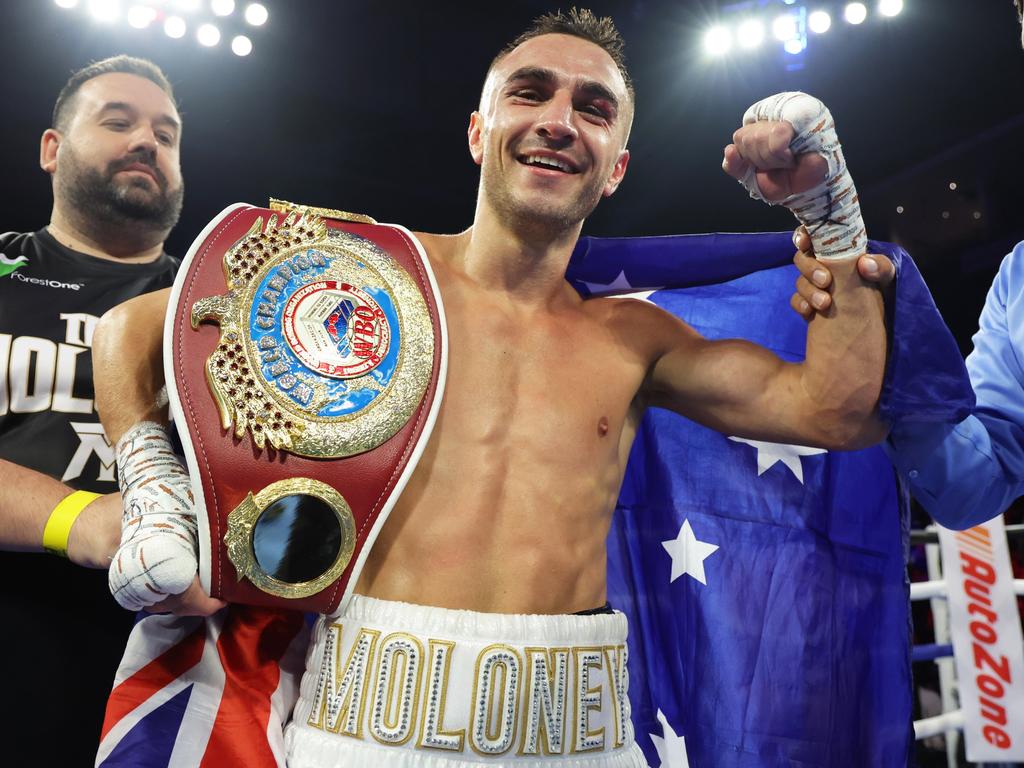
[0,228,178,765]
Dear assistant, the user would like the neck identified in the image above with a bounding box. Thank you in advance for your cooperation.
[457,200,583,305]
[48,204,165,264]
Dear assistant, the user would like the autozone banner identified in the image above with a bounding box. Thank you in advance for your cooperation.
[939,516,1024,761]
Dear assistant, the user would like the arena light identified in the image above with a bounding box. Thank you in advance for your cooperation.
[704,25,733,56]
[211,0,235,16]
[231,34,252,56]
[197,22,221,46]
[878,0,904,17]
[772,13,798,42]
[844,3,868,24]
[126,4,156,28]
[244,2,268,25]
[87,0,121,22]
[737,19,765,49]
[808,10,832,33]
[164,15,187,38]
[784,38,806,55]
[54,0,79,9]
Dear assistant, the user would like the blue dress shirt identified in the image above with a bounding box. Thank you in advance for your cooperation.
[887,240,1024,528]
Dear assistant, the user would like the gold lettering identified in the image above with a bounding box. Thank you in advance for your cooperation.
[306,622,380,738]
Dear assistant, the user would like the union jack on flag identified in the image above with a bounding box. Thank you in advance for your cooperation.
[96,606,308,767]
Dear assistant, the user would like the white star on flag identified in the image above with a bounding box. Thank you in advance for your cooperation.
[661,519,719,585]
[650,708,690,767]
[580,270,635,296]
[728,436,826,484]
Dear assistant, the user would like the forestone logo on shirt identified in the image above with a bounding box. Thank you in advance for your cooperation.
[8,270,84,291]
[0,253,28,278]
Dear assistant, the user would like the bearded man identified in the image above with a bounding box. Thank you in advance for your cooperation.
[0,55,184,765]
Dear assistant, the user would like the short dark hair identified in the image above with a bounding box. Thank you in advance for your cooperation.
[52,55,176,132]
[491,7,634,103]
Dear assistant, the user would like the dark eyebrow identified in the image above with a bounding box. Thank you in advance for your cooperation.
[504,66,620,115]
[99,101,181,132]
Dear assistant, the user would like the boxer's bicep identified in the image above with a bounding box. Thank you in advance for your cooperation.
[646,328,816,445]
[93,287,172,444]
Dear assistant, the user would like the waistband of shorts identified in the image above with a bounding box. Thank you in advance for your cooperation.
[342,594,627,646]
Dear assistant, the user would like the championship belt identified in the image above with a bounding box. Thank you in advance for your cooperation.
[164,201,447,614]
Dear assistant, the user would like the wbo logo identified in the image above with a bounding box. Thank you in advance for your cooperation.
[0,253,28,278]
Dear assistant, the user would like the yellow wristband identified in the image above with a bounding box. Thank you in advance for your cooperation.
[43,490,101,557]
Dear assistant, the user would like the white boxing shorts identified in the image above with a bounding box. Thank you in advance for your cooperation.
[285,595,649,767]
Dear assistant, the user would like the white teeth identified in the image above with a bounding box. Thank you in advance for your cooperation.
[522,155,572,173]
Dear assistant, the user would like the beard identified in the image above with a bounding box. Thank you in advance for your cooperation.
[481,152,606,239]
[57,143,184,235]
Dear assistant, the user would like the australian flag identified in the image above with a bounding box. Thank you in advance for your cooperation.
[95,231,973,767]
[568,232,972,767]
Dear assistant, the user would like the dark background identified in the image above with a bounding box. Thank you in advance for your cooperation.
[1,0,1022,342]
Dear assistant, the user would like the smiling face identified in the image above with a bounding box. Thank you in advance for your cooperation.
[469,33,632,238]
[43,72,184,235]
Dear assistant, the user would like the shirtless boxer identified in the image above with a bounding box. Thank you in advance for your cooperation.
[93,10,888,766]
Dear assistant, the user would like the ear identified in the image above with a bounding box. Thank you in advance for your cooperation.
[602,149,630,197]
[40,129,61,175]
[467,112,484,166]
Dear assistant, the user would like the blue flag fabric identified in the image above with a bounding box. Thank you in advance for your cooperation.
[566,232,973,767]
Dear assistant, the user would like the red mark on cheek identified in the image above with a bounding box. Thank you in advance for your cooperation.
[598,416,609,437]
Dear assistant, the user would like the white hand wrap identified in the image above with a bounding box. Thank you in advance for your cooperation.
[739,91,865,261]
[109,422,199,611]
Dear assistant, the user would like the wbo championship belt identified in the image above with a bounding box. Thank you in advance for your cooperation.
[164,200,447,614]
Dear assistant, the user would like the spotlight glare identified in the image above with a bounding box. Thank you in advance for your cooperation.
[244,2,268,25]
[844,3,868,24]
[784,38,806,55]
[54,0,79,9]
[896,205,904,214]
[197,22,221,46]
[127,4,157,28]
[231,34,253,56]
[87,0,121,22]
[879,0,904,17]
[704,25,733,56]
[164,15,187,38]
[211,0,234,16]
[737,19,765,49]
[772,14,798,42]
[808,10,832,34]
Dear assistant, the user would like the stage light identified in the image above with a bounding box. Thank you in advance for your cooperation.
[127,4,156,27]
[896,205,904,214]
[164,15,186,38]
[844,3,868,24]
[772,14,798,42]
[704,25,733,56]
[54,0,79,9]
[87,0,121,22]
[808,10,832,33]
[784,38,806,55]
[231,34,252,56]
[244,2,268,25]
[737,20,765,49]
[197,22,221,46]
[879,0,904,17]
[211,0,234,16]
[949,181,958,191]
